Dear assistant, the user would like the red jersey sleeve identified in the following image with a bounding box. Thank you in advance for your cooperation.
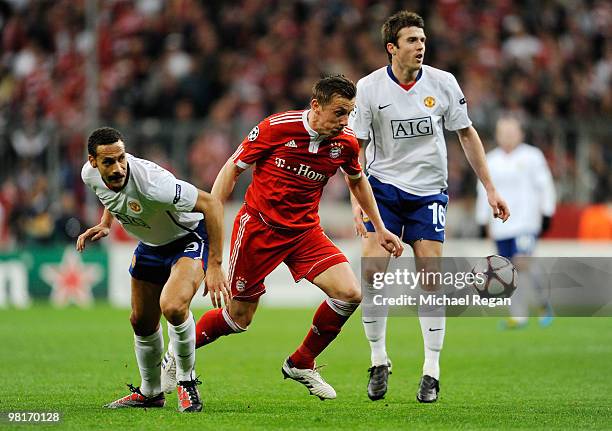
[232,119,274,169]
[340,131,362,179]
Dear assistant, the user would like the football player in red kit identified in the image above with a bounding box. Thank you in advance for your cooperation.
[162,75,403,400]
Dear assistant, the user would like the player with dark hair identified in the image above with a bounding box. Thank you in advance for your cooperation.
[161,75,404,400]
[77,127,230,412]
[350,11,510,402]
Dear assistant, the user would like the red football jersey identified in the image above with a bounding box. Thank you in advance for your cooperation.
[232,109,362,230]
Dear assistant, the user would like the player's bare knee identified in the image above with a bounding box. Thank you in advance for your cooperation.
[159,299,189,326]
[337,284,362,303]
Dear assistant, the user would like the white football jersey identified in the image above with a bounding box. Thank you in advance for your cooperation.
[82,154,202,246]
[475,144,556,240]
[350,65,472,196]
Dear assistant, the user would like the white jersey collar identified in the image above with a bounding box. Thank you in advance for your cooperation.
[302,109,323,153]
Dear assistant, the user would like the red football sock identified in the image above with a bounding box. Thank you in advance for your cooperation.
[289,300,353,369]
[195,308,242,348]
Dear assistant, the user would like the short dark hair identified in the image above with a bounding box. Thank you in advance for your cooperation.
[312,75,356,106]
[87,127,124,157]
[382,11,425,62]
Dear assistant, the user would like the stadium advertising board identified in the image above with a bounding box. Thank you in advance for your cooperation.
[0,246,108,308]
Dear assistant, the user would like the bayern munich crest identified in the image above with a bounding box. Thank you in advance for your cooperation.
[235,276,247,291]
[330,142,343,159]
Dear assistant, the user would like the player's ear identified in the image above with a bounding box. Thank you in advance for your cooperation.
[88,154,97,168]
[310,98,320,112]
[386,42,396,57]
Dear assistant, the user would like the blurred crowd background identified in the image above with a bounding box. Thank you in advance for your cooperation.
[0,0,610,247]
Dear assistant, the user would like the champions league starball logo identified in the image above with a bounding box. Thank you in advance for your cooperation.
[248,126,260,141]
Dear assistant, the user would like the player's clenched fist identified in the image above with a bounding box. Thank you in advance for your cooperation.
[377,229,404,257]
[487,190,510,222]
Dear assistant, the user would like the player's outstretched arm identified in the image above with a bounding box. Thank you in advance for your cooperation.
[347,175,404,257]
[193,189,230,308]
[75,208,113,252]
[457,126,510,222]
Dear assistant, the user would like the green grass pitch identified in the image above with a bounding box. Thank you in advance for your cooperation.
[1,305,611,430]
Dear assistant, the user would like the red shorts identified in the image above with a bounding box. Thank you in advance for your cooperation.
[228,205,348,302]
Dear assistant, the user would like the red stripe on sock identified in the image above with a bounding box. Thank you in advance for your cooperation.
[289,300,352,369]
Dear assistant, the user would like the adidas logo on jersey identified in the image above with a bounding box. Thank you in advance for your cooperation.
[285,140,297,148]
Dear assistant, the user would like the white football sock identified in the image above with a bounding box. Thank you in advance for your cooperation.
[362,316,389,366]
[419,315,445,380]
[134,325,164,397]
[167,310,196,382]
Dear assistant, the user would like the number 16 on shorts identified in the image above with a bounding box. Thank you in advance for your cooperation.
[428,202,446,232]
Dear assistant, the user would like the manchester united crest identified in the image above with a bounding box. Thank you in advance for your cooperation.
[424,96,436,108]
[128,200,142,213]
[330,142,343,159]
